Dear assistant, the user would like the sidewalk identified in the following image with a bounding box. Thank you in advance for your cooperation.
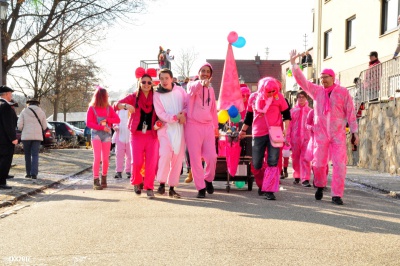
[1,149,399,208]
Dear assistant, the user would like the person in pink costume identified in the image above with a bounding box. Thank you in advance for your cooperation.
[117,70,159,198]
[112,106,131,179]
[153,68,187,199]
[239,77,291,200]
[185,63,219,198]
[289,49,359,205]
[240,85,251,119]
[86,86,120,190]
[286,90,312,187]
[281,143,291,179]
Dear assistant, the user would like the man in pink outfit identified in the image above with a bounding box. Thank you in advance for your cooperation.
[153,68,187,199]
[185,63,219,198]
[286,90,312,187]
[289,50,359,205]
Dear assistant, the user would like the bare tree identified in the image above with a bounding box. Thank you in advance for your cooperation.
[2,0,147,84]
[173,47,198,79]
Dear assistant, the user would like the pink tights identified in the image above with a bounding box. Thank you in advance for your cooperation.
[91,140,111,178]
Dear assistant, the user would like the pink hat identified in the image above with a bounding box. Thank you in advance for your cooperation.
[240,86,251,95]
[198,63,213,77]
[320,68,335,80]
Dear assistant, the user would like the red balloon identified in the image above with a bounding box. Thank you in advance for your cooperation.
[227,31,238,44]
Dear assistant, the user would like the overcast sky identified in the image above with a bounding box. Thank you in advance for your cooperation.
[95,0,314,95]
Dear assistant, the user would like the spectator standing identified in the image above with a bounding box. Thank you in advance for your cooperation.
[0,86,18,189]
[185,63,218,198]
[165,49,174,70]
[368,51,381,68]
[17,98,47,179]
[290,49,359,205]
[239,77,291,200]
[117,68,159,198]
[153,68,187,198]
[86,86,120,190]
[158,46,166,69]
[286,91,312,187]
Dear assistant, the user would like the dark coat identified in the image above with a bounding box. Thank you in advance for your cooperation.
[0,99,17,155]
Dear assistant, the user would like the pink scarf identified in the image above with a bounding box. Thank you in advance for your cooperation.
[323,84,335,115]
[255,94,273,113]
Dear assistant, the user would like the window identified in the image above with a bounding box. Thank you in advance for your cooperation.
[381,0,400,34]
[346,16,356,49]
[324,30,332,59]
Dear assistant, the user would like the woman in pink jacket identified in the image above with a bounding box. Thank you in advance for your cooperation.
[290,49,359,205]
[117,70,159,198]
[86,87,120,190]
[286,90,312,187]
[153,68,187,199]
[239,77,291,200]
[185,63,218,198]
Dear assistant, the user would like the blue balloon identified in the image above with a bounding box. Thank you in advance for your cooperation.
[228,105,239,118]
[232,37,246,48]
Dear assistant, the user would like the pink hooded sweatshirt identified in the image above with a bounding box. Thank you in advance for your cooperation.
[292,65,358,197]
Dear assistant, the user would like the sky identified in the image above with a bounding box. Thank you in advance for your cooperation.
[95,0,314,97]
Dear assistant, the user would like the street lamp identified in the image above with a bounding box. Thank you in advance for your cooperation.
[0,0,8,85]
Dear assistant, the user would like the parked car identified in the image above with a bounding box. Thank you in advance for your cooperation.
[71,125,85,144]
[16,122,57,147]
[48,121,77,142]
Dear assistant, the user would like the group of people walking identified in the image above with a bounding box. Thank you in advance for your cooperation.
[85,50,358,205]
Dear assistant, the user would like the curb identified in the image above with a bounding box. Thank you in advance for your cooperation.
[0,166,92,209]
[346,178,400,199]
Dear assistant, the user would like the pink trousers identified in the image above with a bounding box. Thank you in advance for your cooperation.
[156,130,185,187]
[91,140,111,178]
[185,122,217,190]
[115,139,131,173]
[130,131,159,190]
[313,142,347,197]
[291,141,311,181]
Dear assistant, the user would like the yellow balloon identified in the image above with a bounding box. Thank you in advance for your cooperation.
[218,110,229,124]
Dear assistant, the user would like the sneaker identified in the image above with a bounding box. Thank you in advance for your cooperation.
[302,180,311,187]
[25,175,31,179]
[134,185,141,195]
[332,196,344,205]
[169,189,181,199]
[156,185,165,195]
[197,188,206,198]
[31,175,37,179]
[126,172,131,179]
[147,190,155,199]
[258,188,265,196]
[205,181,214,194]
[114,172,122,179]
[265,192,276,200]
[293,178,300,184]
[315,187,324,200]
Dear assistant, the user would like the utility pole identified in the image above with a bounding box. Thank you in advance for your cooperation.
[265,47,269,60]
[303,34,308,52]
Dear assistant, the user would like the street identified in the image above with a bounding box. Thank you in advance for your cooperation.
[0,171,399,266]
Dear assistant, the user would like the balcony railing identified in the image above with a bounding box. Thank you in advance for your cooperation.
[348,58,400,112]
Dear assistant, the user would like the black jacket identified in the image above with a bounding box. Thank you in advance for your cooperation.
[0,99,17,151]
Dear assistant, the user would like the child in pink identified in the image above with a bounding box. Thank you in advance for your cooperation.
[239,77,291,200]
[117,70,159,198]
[86,86,120,190]
[112,108,131,179]
[153,68,187,198]
[185,63,218,198]
[286,90,312,187]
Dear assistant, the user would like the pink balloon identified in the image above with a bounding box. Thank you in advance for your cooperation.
[227,31,238,44]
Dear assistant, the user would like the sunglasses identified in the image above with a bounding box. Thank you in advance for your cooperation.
[267,90,276,94]
[141,81,152,85]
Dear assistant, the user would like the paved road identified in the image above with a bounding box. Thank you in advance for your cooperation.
[0,170,399,266]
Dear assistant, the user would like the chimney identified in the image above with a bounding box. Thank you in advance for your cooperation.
[255,54,261,65]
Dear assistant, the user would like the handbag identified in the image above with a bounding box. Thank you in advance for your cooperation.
[28,107,46,143]
[264,116,284,148]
